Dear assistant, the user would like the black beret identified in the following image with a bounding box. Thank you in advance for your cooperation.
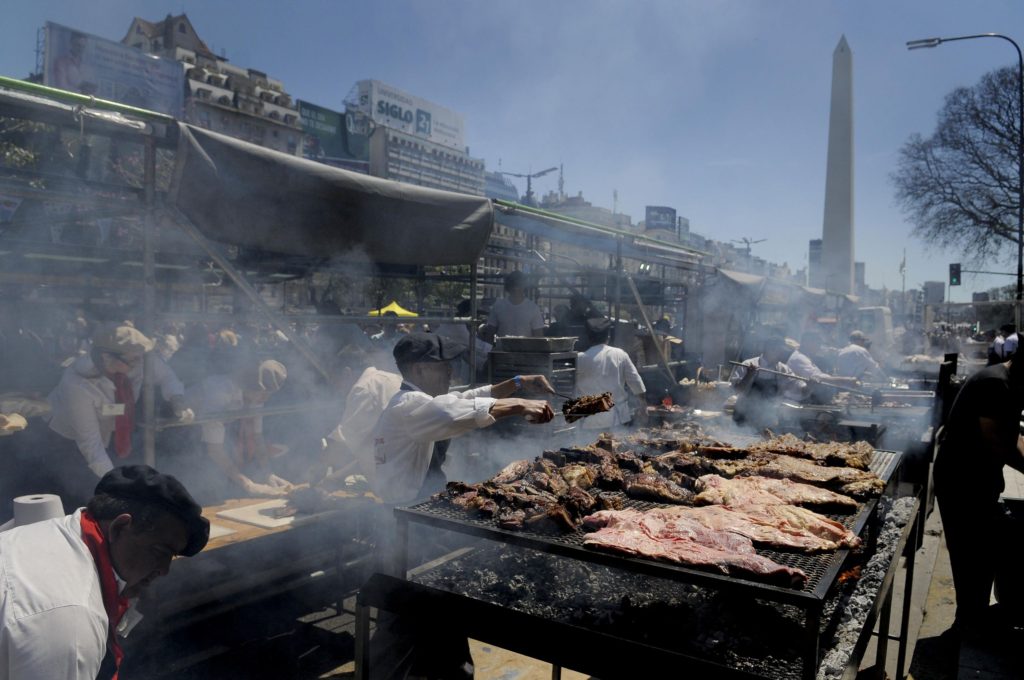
[94,465,210,556]
[393,332,466,365]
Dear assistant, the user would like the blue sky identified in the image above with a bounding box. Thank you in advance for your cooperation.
[4,0,1024,299]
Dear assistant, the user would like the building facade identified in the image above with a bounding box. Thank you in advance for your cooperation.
[344,80,485,196]
[122,14,303,156]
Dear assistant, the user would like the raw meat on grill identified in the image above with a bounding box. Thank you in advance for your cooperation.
[623,473,694,504]
[583,508,807,588]
[680,504,861,552]
[693,474,858,511]
[562,392,614,423]
[699,434,873,470]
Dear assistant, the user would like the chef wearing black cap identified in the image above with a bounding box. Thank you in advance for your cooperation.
[373,332,556,504]
[0,465,208,680]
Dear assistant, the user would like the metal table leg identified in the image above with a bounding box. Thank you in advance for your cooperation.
[394,513,409,578]
[897,513,919,679]
[874,586,894,678]
[354,600,371,680]
[551,664,561,680]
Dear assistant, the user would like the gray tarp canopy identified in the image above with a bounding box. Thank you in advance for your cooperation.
[169,124,493,265]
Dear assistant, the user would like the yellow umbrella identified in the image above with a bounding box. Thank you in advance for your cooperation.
[367,300,419,317]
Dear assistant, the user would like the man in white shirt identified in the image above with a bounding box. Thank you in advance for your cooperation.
[835,330,885,381]
[326,366,403,483]
[787,331,860,403]
[0,465,208,680]
[730,335,804,427]
[575,317,646,431]
[993,323,1018,362]
[43,325,192,509]
[373,332,555,504]
[482,270,545,340]
[370,332,554,680]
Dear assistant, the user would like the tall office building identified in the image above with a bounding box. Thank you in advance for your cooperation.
[821,36,854,293]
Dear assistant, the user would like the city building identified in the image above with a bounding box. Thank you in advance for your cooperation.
[122,13,302,156]
[344,80,485,196]
[923,281,946,305]
[808,239,824,288]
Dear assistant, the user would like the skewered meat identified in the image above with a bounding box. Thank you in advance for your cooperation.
[623,473,694,504]
[492,459,532,484]
[693,474,858,511]
[583,509,806,588]
[562,392,614,423]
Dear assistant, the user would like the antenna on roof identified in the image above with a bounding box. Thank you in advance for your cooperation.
[558,163,564,199]
[613,189,618,214]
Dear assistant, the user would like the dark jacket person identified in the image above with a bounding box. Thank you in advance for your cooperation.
[934,358,1024,633]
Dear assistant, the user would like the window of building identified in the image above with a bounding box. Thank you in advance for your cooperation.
[197,110,211,129]
[287,137,297,154]
[179,22,187,34]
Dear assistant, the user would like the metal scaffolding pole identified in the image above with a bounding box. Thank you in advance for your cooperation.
[142,137,157,466]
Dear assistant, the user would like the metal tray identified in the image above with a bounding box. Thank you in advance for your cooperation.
[397,450,901,606]
[494,336,577,352]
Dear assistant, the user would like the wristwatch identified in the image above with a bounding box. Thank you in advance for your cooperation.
[513,375,523,391]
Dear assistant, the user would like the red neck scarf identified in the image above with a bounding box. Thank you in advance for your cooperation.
[111,373,134,458]
[233,418,259,464]
[80,511,130,680]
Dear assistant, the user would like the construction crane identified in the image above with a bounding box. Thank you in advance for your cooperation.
[500,166,558,206]
[731,237,766,256]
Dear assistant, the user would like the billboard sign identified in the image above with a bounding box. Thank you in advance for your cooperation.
[298,99,369,172]
[645,205,677,232]
[43,22,184,117]
[353,80,464,150]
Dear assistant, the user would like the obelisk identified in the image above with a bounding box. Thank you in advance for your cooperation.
[821,35,854,294]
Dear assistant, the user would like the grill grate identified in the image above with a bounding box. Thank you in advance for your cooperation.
[400,450,900,601]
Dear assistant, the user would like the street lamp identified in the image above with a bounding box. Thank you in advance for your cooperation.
[500,166,558,206]
[907,33,1024,324]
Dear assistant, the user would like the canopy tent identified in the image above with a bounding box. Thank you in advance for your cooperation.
[368,301,419,317]
[169,124,494,265]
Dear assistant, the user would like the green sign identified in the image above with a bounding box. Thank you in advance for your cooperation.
[298,100,369,170]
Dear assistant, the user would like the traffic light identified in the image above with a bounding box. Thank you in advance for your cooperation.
[949,263,961,286]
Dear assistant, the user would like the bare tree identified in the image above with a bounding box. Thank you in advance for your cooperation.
[892,66,1021,264]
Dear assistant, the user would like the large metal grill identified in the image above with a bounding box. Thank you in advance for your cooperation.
[397,450,901,604]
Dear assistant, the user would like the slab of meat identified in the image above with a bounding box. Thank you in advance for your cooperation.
[681,453,884,499]
[562,392,614,423]
[678,504,861,552]
[583,509,806,588]
[491,459,532,484]
[623,473,694,504]
[560,464,597,489]
[693,474,858,511]
[700,434,873,470]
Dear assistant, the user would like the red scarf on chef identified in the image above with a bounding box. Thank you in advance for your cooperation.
[112,373,134,458]
[233,418,259,464]
[80,510,130,680]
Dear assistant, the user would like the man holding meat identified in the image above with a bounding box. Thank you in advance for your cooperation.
[934,355,1024,638]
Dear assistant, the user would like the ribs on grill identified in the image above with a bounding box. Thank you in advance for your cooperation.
[693,474,858,511]
[583,508,807,588]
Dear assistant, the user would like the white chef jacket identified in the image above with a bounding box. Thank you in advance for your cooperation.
[487,298,544,338]
[786,350,832,382]
[835,344,882,380]
[186,374,260,445]
[0,510,107,680]
[46,354,185,477]
[1002,333,1019,358]
[730,356,805,401]
[575,344,646,430]
[373,382,496,504]
[327,367,403,481]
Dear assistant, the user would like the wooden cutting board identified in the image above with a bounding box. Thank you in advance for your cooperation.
[215,499,339,530]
